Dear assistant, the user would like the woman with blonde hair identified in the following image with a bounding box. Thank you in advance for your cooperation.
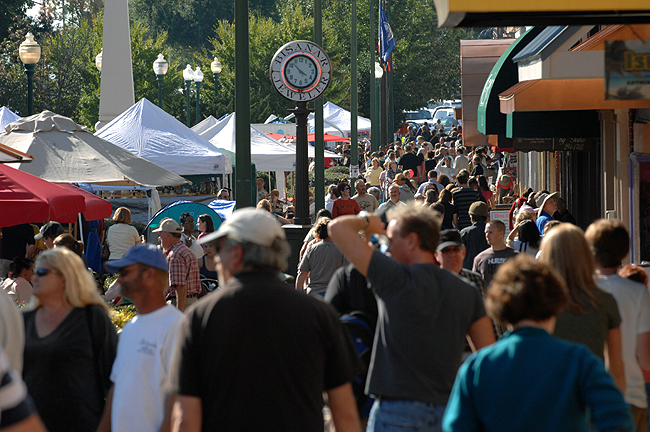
[22,248,117,432]
[539,223,625,393]
[366,157,383,188]
[106,206,142,260]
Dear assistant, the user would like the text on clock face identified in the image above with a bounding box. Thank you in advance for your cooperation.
[270,40,331,102]
[285,56,317,88]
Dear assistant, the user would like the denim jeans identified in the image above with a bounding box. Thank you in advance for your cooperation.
[367,399,447,432]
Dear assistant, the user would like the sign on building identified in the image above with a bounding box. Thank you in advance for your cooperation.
[605,40,650,100]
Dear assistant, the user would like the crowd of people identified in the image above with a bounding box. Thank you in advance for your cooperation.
[0,126,649,432]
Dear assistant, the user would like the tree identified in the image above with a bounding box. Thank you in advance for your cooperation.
[128,0,279,54]
[76,17,188,130]
[193,4,350,124]
[0,0,33,42]
[323,0,473,129]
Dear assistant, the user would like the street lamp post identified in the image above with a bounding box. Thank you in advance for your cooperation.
[183,64,194,127]
[153,53,169,109]
[373,61,383,152]
[194,67,203,124]
[19,32,41,116]
[210,56,222,96]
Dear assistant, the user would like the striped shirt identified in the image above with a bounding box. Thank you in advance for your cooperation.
[453,188,484,230]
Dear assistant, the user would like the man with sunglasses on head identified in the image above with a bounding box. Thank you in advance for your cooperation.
[329,204,495,432]
[165,208,362,432]
[97,244,183,432]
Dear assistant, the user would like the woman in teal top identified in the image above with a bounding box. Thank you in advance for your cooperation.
[443,255,633,432]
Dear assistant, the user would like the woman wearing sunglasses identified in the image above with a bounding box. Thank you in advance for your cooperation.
[22,248,117,432]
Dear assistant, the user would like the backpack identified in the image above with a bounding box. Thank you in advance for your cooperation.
[340,311,375,418]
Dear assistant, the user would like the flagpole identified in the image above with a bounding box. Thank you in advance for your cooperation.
[350,0,358,192]
[387,0,394,142]
[369,0,378,153]
[378,0,394,150]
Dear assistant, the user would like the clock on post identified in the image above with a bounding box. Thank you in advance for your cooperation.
[270,40,332,103]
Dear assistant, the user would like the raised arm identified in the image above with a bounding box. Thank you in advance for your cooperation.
[328,214,384,277]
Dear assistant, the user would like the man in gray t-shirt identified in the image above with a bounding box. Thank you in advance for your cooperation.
[472,220,518,286]
[329,204,495,432]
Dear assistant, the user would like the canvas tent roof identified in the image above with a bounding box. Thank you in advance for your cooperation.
[307,101,372,137]
[0,111,189,187]
[0,107,20,131]
[202,113,298,172]
[95,98,229,176]
[191,115,220,136]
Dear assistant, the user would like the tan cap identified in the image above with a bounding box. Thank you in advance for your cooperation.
[152,218,182,233]
[199,208,285,247]
[469,201,489,218]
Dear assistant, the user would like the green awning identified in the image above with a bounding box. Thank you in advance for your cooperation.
[477,27,542,136]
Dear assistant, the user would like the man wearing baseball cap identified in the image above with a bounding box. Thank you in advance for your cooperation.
[97,244,183,432]
[436,229,486,297]
[34,222,64,251]
[153,218,200,312]
[166,208,361,432]
[460,201,490,270]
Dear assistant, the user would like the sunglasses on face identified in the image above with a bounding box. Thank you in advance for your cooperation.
[34,268,57,277]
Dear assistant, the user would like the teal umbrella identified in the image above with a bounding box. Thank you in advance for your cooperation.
[146,200,223,231]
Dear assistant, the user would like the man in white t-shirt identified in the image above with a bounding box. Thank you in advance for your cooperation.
[586,219,650,432]
[97,244,184,432]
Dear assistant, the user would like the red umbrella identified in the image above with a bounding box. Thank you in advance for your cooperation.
[0,164,86,227]
[56,183,113,222]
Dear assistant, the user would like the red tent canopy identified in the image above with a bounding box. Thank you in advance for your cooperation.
[56,183,113,222]
[0,164,86,227]
[266,133,294,141]
[309,133,350,143]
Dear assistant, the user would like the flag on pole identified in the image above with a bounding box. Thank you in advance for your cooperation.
[379,4,395,71]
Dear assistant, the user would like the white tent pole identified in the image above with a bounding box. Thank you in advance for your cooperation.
[277,172,286,199]
[78,213,84,244]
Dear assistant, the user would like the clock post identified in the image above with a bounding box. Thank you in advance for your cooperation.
[270,40,332,276]
[290,101,314,225]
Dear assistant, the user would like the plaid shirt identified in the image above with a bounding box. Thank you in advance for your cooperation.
[165,240,201,298]
[460,268,487,298]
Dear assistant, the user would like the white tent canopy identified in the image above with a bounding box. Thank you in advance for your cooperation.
[191,115,220,136]
[0,107,20,131]
[0,111,188,186]
[96,98,229,175]
[203,113,298,172]
[307,101,372,138]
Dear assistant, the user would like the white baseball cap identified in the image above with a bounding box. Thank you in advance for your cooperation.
[152,218,182,233]
[198,208,285,247]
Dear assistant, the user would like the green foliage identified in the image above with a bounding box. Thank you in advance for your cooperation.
[109,304,137,330]
[77,17,187,129]
[323,0,473,128]
[128,0,279,53]
[194,4,346,123]
[1,0,474,134]
[0,0,33,42]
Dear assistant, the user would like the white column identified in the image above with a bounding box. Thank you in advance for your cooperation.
[96,0,135,130]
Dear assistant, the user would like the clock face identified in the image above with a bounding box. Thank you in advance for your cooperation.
[284,54,318,89]
[270,40,332,102]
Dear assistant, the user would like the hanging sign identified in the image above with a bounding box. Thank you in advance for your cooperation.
[605,40,650,100]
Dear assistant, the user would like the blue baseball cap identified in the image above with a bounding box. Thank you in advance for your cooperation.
[105,244,168,273]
